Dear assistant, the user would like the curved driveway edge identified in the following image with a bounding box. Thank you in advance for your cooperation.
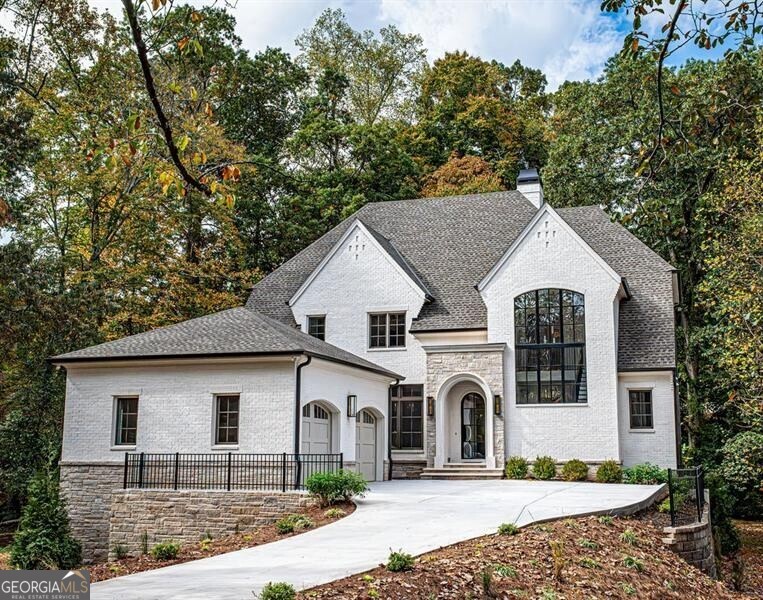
[92,479,664,600]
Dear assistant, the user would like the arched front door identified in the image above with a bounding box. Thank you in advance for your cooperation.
[461,392,486,459]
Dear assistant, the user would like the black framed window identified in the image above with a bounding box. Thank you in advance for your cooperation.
[307,315,326,340]
[114,397,138,446]
[390,384,423,449]
[369,312,406,349]
[215,395,240,445]
[515,289,587,404]
[629,390,653,429]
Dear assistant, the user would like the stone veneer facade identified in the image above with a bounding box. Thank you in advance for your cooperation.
[661,491,716,577]
[109,489,314,558]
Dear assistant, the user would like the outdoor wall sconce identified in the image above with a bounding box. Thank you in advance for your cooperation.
[347,394,357,418]
[426,396,435,417]
[494,394,502,416]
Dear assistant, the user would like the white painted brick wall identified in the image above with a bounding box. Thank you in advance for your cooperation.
[618,371,678,468]
[482,207,623,462]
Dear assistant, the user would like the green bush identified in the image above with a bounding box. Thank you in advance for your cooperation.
[275,514,314,534]
[386,549,414,572]
[149,541,181,561]
[259,582,296,600]
[112,544,128,560]
[719,431,763,519]
[10,471,82,570]
[561,459,589,482]
[497,523,520,536]
[622,463,668,485]
[706,470,741,555]
[504,456,529,479]
[324,507,346,519]
[305,470,368,506]
[532,456,556,480]
[595,460,623,483]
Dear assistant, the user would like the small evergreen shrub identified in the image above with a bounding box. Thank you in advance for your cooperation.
[259,582,296,600]
[149,541,180,561]
[10,471,82,570]
[532,456,556,480]
[140,531,149,555]
[622,463,668,485]
[324,507,346,519]
[275,514,314,534]
[386,549,414,572]
[305,470,368,506]
[112,544,128,560]
[719,431,763,519]
[595,460,622,483]
[497,522,519,536]
[561,459,589,482]
[504,456,529,479]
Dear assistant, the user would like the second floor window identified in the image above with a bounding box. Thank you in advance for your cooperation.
[307,315,326,340]
[369,312,406,349]
[114,397,138,446]
[215,395,240,445]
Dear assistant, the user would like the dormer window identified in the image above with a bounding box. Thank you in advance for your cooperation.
[307,315,326,341]
[369,312,406,349]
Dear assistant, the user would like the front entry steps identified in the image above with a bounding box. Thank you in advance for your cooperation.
[420,463,504,480]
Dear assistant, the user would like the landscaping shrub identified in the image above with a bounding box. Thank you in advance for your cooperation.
[10,471,82,570]
[706,470,741,555]
[305,470,368,506]
[259,582,296,600]
[112,544,128,560]
[324,507,346,519]
[595,460,623,483]
[532,456,556,480]
[386,549,414,572]
[622,463,668,485]
[504,456,529,479]
[149,541,180,561]
[275,514,314,534]
[497,522,519,536]
[718,431,763,519]
[561,459,589,481]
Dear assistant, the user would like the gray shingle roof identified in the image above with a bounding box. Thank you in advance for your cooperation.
[51,307,402,379]
[247,192,676,370]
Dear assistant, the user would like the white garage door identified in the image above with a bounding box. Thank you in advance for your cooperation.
[355,410,377,482]
[302,403,331,454]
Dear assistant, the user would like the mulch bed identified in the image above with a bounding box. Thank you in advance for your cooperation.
[720,520,763,598]
[301,512,750,599]
[89,501,354,582]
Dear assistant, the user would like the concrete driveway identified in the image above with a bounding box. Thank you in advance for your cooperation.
[92,479,663,600]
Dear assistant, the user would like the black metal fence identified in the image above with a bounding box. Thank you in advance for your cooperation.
[123,452,343,492]
[667,466,705,527]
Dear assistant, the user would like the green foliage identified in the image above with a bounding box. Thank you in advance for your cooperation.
[706,470,741,555]
[504,456,529,480]
[578,538,598,550]
[305,470,368,506]
[560,459,589,482]
[532,456,556,480]
[140,531,149,555]
[620,582,636,595]
[492,563,517,577]
[580,557,601,569]
[621,555,644,572]
[480,565,496,598]
[323,508,346,519]
[9,472,82,570]
[386,549,414,572]
[149,541,181,561]
[718,432,763,519]
[622,463,668,485]
[259,582,296,600]
[595,460,623,483]
[112,544,128,560]
[620,529,639,546]
[497,523,520,536]
[598,515,614,526]
[275,514,314,534]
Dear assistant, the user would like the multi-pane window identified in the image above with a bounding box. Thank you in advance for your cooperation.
[629,390,653,429]
[369,312,406,349]
[307,315,326,341]
[215,395,240,445]
[515,289,587,404]
[390,384,423,449]
[114,397,138,446]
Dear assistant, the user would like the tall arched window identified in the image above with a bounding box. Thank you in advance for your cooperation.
[514,289,587,404]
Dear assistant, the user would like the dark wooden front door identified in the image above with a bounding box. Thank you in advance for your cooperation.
[461,392,486,459]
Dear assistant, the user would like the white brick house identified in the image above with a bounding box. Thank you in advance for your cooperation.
[54,169,679,557]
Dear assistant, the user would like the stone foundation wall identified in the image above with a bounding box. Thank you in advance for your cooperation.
[109,490,314,558]
[60,462,124,563]
[390,460,427,479]
[662,491,716,577]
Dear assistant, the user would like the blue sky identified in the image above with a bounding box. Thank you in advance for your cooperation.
[84,0,717,90]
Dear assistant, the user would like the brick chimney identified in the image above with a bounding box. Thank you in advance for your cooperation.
[517,168,544,209]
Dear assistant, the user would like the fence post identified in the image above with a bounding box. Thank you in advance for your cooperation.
[695,466,702,523]
[340,452,344,470]
[138,452,145,489]
[668,468,675,527]
[123,453,129,489]
[227,452,232,491]
[173,452,179,490]
[281,452,287,493]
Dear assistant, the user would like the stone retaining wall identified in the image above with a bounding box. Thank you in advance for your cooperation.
[662,491,716,577]
[390,460,427,479]
[109,489,314,558]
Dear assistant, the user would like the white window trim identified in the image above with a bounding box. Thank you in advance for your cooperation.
[111,395,139,449]
[212,393,241,448]
[627,387,655,432]
[306,314,327,340]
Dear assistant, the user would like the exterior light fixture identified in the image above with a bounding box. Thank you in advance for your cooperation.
[347,394,357,418]
[426,396,435,417]
[494,394,502,416]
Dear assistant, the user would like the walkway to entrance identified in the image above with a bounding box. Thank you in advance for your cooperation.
[92,479,664,600]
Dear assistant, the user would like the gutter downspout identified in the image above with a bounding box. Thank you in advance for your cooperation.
[388,379,400,481]
[294,355,312,488]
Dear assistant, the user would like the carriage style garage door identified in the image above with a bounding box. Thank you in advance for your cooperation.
[356,410,377,481]
[302,403,331,454]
